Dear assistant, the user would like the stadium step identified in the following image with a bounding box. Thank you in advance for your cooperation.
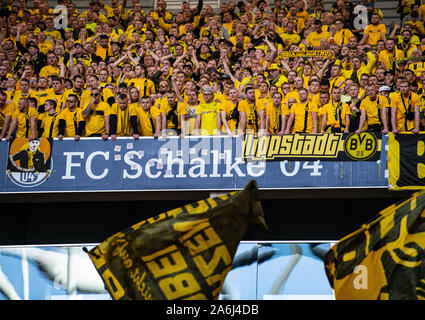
[324,0,399,28]
[57,0,221,14]
[152,0,221,12]
[49,0,400,28]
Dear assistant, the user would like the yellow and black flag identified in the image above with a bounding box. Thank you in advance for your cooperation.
[86,180,267,300]
[324,191,425,300]
[388,132,425,190]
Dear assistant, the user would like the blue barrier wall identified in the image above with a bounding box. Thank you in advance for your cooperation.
[0,135,388,193]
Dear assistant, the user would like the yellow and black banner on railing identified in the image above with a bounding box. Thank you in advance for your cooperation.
[387,133,425,190]
[86,180,267,300]
[243,133,382,162]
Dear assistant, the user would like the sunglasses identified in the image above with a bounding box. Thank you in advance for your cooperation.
[91,93,100,97]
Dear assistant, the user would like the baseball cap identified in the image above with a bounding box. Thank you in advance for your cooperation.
[379,85,391,92]
[202,86,214,93]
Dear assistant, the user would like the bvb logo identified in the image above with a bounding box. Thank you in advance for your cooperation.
[7,138,53,188]
[344,132,378,161]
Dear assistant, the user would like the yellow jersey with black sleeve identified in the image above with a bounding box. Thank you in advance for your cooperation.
[84,101,111,136]
[390,92,421,132]
[136,106,161,136]
[12,107,38,138]
[267,102,289,134]
[289,101,318,133]
[109,103,138,137]
[39,111,60,138]
[99,87,116,107]
[0,102,14,131]
[196,101,221,136]
[58,108,85,137]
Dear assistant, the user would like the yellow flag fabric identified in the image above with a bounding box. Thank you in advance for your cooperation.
[388,132,425,190]
[86,180,267,300]
[324,190,425,300]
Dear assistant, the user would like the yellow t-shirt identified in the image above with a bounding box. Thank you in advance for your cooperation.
[267,103,289,134]
[160,100,187,131]
[364,24,387,46]
[84,101,111,136]
[136,106,161,136]
[39,65,60,78]
[220,99,239,133]
[40,111,60,138]
[390,92,421,132]
[196,101,221,135]
[321,101,351,128]
[359,96,389,127]
[378,49,404,71]
[333,28,355,46]
[289,101,318,133]
[306,31,332,48]
[127,78,156,96]
[238,99,266,133]
[0,102,15,131]
[12,107,38,138]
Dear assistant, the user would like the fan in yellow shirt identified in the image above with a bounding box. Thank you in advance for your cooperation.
[38,99,60,138]
[266,91,289,135]
[109,93,139,140]
[320,87,351,133]
[356,85,390,134]
[81,88,111,139]
[57,94,86,141]
[195,86,222,136]
[332,19,355,46]
[390,79,421,133]
[306,19,331,49]
[6,97,38,141]
[136,96,162,138]
[39,52,60,78]
[238,86,267,136]
[285,88,318,134]
[0,91,14,139]
[359,14,387,46]
[160,91,187,137]
[220,87,240,136]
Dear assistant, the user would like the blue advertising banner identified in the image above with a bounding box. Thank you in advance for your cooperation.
[0,135,388,193]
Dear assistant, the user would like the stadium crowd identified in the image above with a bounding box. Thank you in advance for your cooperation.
[0,0,424,141]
